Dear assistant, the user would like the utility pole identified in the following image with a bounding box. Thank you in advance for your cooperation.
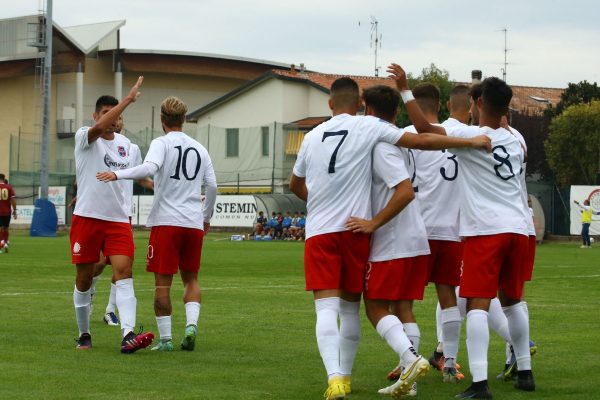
[40,0,53,199]
[370,16,382,77]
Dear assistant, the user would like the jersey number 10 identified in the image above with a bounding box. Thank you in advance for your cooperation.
[170,146,202,181]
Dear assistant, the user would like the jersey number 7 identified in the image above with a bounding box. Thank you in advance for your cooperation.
[322,130,349,173]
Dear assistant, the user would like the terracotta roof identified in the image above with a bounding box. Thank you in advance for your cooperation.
[285,116,331,130]
[275,70,564,116]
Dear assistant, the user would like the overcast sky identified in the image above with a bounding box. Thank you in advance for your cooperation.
[3,0,599,88]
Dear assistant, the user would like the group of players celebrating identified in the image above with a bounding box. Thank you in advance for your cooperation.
[70,77,217,354]
[290,63,536,399]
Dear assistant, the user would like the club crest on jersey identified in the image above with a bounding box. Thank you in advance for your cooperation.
[118,146,127,157]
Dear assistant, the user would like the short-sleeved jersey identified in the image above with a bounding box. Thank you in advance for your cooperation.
[369,142,430,262]
[73,128,133,223]
[0,182,16,216]
[447,125,530,237]
[509,126,536,235]
[293,114,404,240]
[123,143,143,217]
[143,131,216,230]
[408,119,462,242]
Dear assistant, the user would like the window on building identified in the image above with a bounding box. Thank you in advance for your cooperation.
[261,126,269,157]
[226,128,239,157]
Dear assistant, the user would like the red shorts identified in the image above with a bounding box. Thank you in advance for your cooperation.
[147,226,204,275]
[304,231,370,293]
[459,233,529,300]
[523,235,536,281]
[426,240,464,286]
[364,255,429,301]
[70,215,135,264]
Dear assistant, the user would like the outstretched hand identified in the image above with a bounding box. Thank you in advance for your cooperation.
[346,216,377,234]
[387,63,409,91]
[472,135,492,153]
[127,76,144,102]
[96,171,117,182]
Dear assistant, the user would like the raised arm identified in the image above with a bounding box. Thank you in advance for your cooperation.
[387,63,447,135]
[86,76,144,144]
[398,132,492,152]
[96,161,159,182]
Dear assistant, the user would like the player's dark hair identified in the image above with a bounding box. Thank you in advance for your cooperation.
[481,77,512,118]
[95,95,119,112]
[449,84,471,112]
[362,85,400,121]
[469,83,483,101]
[0,173,5,181]
[330,77,359,109]
[412,83,440,114]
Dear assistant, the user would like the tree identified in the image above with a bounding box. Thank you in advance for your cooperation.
[545,80,600,118]
[545,100,600,187]
[396,63,454,127]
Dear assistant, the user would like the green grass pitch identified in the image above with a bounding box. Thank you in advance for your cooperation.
[0,231,598,399]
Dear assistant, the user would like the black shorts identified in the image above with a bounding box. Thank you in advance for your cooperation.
[0,215,10,229]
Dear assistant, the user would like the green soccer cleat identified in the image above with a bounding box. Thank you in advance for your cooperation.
[151,339,174,352]
[181,324,198,351]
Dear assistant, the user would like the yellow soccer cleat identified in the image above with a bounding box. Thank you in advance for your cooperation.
[324,376,346,400]
[340,375,351,394]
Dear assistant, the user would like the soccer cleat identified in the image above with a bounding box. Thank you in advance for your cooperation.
[455,382,493,399]
[75,333,92,350]
[180,324,198,351]
[443,367,464,383]
[378,356,429,398]
[428,350,443,370]
[340,375,351,394]
[120,329,154,354]
[103,312,119,326]
[2,243,7,253]
[497,341,536,381]
[529,340,537,356]
[515,371,535,391]
[387,364,402,381]
[151,339,174,352]
[324,377,346,400]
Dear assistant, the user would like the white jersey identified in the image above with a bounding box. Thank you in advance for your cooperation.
[293,114,404,240]
[369,142,430,262]
[124,144,143,217]
[509,126,536,235]
[408,119,462,242]
[73,128,133,223]
[447,125,530,237]
[143,131,217,230]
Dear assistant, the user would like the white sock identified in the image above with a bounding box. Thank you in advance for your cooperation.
[339,299,360,376]
[315,297,341,378]
[106,283,117,313]
[156,315,172,340]
[505,342,513,364]
[73,286,91,336]
[185,302,201,327]
[435,302,443,345]
[456,286,467,318]
[466,309,489,382]
[403,322,420,353]
[90,276,100,297]
[376,315,417,367]
[441,306,462,368]
[116,278,137,337]
[503,302,531,371]
[488,297,511,343]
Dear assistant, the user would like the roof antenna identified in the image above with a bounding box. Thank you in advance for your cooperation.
[370,16,382,77]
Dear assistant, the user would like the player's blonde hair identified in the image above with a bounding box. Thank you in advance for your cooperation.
[160,96,188,127]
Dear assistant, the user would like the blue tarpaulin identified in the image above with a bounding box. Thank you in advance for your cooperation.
[30,199,57,237]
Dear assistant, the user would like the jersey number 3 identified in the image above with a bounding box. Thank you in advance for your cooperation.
[322,130,348,173]
[170,146,201,180]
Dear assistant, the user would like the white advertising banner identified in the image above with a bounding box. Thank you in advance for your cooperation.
[38,186,67,225]
[212,195,257,227]
[131,196,140,225]
[570,185,600,235]
[13,205,36,225]
[133,195,257,228]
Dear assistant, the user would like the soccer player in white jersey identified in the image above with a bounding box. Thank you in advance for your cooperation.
[97,96,217,352]
[392,63,536,398]
[395,83,470,384]
[88,117,154,327]
[290,78,491,400]
[71,78,154,353]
